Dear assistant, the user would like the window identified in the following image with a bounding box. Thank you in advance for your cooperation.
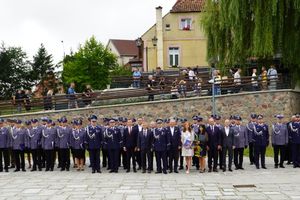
[169,47,180,67]
[165,24,171,31]
[180,18,192,30]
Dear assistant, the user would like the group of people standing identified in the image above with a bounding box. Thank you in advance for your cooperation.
[0,112,299,174]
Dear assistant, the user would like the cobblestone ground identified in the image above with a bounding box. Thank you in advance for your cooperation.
[0,157,299,200]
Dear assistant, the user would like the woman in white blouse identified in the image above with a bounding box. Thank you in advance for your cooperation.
[181,122,195,174]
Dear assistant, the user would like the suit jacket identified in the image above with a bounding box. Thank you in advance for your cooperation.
[137,128,153,151]
[221,126,234,148]
[123,126,137,148]
[206,125,221,148]
[165,126,181,149]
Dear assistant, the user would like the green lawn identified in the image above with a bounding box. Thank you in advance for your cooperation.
[244,146,274,157]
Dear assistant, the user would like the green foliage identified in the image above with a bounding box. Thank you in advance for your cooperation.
[201,0,300,84]
[30,43,54,85]
[62,36,118,92]
[0,44,32,98]
[109,66,132,77]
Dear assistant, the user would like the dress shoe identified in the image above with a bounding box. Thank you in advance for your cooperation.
[97,170,102,173]
[109,170,114,173]
[31,169,37,172]
[148,170,151,173]
[14,169,20,172]
[179,166,183,170]
[274,165,278,168]
[279,165,285,168]
[5,169,8,172]
[174,170,179,173]
[223,169,226,172]
[92,170,95,173]
[60,168,65,171]
[163,171,167,174]
[235,167,239,170]
[155,171,162,174]
[208,169,212,173]
[45,168,49,172]
[250,162,254,165]
[213,169,218,172]
[142,170,146,173]
[169,170,173,173]
[126,170,130,173]
[114,170,118,173]
[22,169,26,172]
[228,168,233,172]
[10,165,15,169]
[262,166,267,169]
[133,169,137,173]
[50,168,53,171]
[66,168,70,171]
[256,166,260,169]
[0,169,3,172]
[239,167,244,170]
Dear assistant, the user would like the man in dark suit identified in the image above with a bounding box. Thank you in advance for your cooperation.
[132,118,143,169]
[137,122,153,173]
[206,117,221,172]
[221,119,235,172]
[123,119,138,172]
[166,119,181,173]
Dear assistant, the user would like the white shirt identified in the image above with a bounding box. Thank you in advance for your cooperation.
[170,127,174,136]
[138,125,142,132]
[225,126,230,136]
[188,70,196,80]
[234,71,241,85]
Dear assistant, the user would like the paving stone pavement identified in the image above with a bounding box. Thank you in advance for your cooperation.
[0,157,299,200]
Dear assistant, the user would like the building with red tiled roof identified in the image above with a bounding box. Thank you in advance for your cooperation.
[171,0,205,13]
[107,39,139,66]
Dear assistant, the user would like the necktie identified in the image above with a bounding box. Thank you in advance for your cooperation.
[129,127,131,134]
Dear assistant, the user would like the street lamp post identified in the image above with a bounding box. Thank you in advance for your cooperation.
[212,76,216,116]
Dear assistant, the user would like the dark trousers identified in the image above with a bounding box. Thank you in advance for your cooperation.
[222,146,233,170]
[208,147,218,170]
[192,156,199,169]
[168,148,179,171]
[31,148,42,170]
[89,149,100,171]
[148,150,154,171]
[254,145,266,167]
[155,151,167,172]
[292,143,300,167]
[249,142,255,164]
[179,149,184,168]
[8,148,15,167]
[234,148,244,168]
[60,148,70,170]
[0,148,9,170]
[141,149,152,171]
[135,151,141,168]
[286,142,293,163]
[119,149,126,168]
[13,150,25,170]
[108,149,119,171]
[102,148,108,168]
[55,148,61,167]
[218,149,223,168]
[44,150,54,170]
[273,145,285,166]
[148,94,154,101]
[126,147,136,171]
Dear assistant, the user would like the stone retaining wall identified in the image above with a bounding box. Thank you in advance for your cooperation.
[1,89,299,125]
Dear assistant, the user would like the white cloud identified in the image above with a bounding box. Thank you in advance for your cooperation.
[0,0,176,63]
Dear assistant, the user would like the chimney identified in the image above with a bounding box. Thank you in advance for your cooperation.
[156,6,164,69]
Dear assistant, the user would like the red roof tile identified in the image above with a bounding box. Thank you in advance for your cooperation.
[110,39,139,56]
[170,0,205,13]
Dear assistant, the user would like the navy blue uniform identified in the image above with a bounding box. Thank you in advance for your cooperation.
[246,122,256,164]
[27,126,43,171]
[57,126,71,171]
[272,123,288,167]
[0,127,10,171]
[253,123,269,168]
[153,127,170,173]
[289,122,300,167]
[42,127,57,171]
[85,125,102,172]
[165,126,181,172]
[103,127,122,172]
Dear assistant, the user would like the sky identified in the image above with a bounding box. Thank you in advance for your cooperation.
[0,0,177,63]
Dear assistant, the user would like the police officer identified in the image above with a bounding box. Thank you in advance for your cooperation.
[123,119,138,173]
[137,122,153,173]
[153,119,170,174]
[101,118,109,169]
[246,114,257,165]
[253,115,269,169]
[11,120,27,172]
[86,115,102,173]
[0,119,10,172]
[27,119,43,171]
[103,119,122,173]
[57,117,71,171]
[118,117,127,170]
[289,114,300,168]
[232,115,248,170]
[42,119,57,171]
[272,114,289,168]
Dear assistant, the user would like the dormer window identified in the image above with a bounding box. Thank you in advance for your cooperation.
[180,18,192,30]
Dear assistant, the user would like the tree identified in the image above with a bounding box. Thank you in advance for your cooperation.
[0,43,32,99]
[62,36,118,92]
[31,44,54,85]
[201,0,300,87]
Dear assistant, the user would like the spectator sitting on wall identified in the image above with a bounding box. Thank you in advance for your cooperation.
[146,75,156,101]
[82,84,94,107]
[132,68,142,88]
[154,67,164,78]
[178,79,187,98]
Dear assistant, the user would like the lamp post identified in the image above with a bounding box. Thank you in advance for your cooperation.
[61,40,65,59]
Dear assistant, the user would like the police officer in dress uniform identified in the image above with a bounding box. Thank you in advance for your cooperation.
[272,114,289,168]
[289,114,300,168]
[246,114,257,165]
[42,119,57,171]
[27,119,43,171]
[137,122,153,173]
[153,119,170,174]
[232,115,248,170]
[123,119,138,173]
[166,119,181,173]
[57,117,71,171]
[0,119,10,172]
[11,120,27,172]
[253,115,269,169]
[103,119,122,173]
[86,115,102,173]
